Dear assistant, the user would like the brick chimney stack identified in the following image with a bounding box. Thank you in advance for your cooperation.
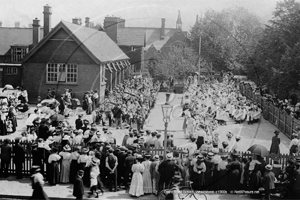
[32,18,40,48]
[72,18,82,25]
[160,18,165,40]
[43,4,52,37]
[85,17,90,27]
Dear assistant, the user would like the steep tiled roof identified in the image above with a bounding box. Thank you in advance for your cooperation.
[118,28,145,46]
[0,27,44,55]
[117,27,177,50]
[24,21,128,63]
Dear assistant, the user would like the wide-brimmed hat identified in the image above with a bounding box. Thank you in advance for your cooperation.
[145,154,152,159]
[265,164,273,170]
[153,155,159,160]
[207,152,214,158]
[194,150,200,155]
[236,136,241,140]
[81,148,89,154]
[166,153,173,160]
[212,148,218,154]
[63,144,71,152]
[196,154,204,161]
[274,130,280,135]
[222,141,228,146]
[103,127,108,131]
[91,157,100,166]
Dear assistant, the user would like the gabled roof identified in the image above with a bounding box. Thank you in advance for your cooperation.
[117,26,178,50]
[23,21,128,63]
[0,27,44,55]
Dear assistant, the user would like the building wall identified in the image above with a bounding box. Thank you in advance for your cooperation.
[2,66,22,87]
[25,28,96,65]
[23,63,101,103]
[119,46,143,73]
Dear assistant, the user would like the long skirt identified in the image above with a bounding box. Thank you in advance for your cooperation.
[48,161,60,185]
[31,182,49,200]
[190,170,205,190]
[129,172,144,197]
[60,159,71,183]
[70,160,78,183]
[142,169,152,193]
[218,169,228,191]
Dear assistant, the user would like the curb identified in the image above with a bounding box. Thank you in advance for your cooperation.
[0,194,78,200]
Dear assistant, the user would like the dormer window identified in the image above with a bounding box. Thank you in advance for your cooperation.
[11,46,28,63]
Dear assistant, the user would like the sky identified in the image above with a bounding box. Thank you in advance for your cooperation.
[0,0,281,31]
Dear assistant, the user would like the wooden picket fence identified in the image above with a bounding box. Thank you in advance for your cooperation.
[239,82,300,140]
[0,139,295,177]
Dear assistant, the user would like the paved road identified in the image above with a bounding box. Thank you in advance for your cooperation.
[0,92,290,154]
[144,92,290,154]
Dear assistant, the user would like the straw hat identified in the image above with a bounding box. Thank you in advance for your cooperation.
[166,153,173,160]
[63,144,71,152]
[265,164,273,170]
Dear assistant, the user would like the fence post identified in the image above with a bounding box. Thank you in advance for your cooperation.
[284,113,286,134]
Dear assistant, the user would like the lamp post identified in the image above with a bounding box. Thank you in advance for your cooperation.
[161,93,173,159]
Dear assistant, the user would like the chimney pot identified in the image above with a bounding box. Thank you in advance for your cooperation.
[160,18,165,40]
[43,4,52,37]
[32,18,41,47]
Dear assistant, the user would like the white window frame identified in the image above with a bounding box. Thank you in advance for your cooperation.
[11,47,28,62]
[6,67,18,75]
[46,63,78,84]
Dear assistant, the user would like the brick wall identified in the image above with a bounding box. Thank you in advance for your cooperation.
[23,63,101,103]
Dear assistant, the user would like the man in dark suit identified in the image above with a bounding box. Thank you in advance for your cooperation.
[116,147,127,189]
[73,170,85,200]
[124,150,135,189]
[158,153,176,192]
[106,148,118,191]
[0,139,12,177]
[75,114,83,130]
[13,138,25,179]
[164,134,174,148]
[112,104,123,129]
[38,118,49,141]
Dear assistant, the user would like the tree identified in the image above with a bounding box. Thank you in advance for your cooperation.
[148,46,198,81]
[189,7,263,74]
[251,0,300,98]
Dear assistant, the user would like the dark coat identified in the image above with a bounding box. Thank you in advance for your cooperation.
[38,125,49,141]
[1,144,12,161]
[158,160,176,181]
[75,119,83,130]
[249,165,262,191]
[270,136,280,154]
[226,160,242,191]
[13,144,25,163]
[262,171,275,190]
[73,176,85,198]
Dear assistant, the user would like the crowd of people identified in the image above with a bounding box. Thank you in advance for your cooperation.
[3,74,300,200]
[0,86,29,135]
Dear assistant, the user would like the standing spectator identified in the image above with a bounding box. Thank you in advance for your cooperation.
[262,164,276,200]
[7,106,17,133]
[124,150,136,189]
[30,166,49,200]
[92,90,99,110]
[270,130,281,155]
[226,153,242,192]
[106,148,118,192]
[75,114,83,130]
[289,133,299,155]
[158,153,176,191]
[48,147,61,186]
[142,154,152,194]
[0,139,12,177]
[70,147,80,183]
[38,119,49,141]
[73,170,85,200]
[129,154,145,197]
[13,137,25,179]
[112,104,123,129]
[154,134,163,149]
[59,144,72,183]
[150,155,160,194]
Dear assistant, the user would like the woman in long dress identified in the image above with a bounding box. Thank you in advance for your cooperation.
[129,155,145,197]
[142,154,152,194]
[30,166,49,200]
[70,147,80,183]
[48,147,61,186]
[59,144,72,183]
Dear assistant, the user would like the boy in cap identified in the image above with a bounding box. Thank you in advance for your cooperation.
[73,170,85,200]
